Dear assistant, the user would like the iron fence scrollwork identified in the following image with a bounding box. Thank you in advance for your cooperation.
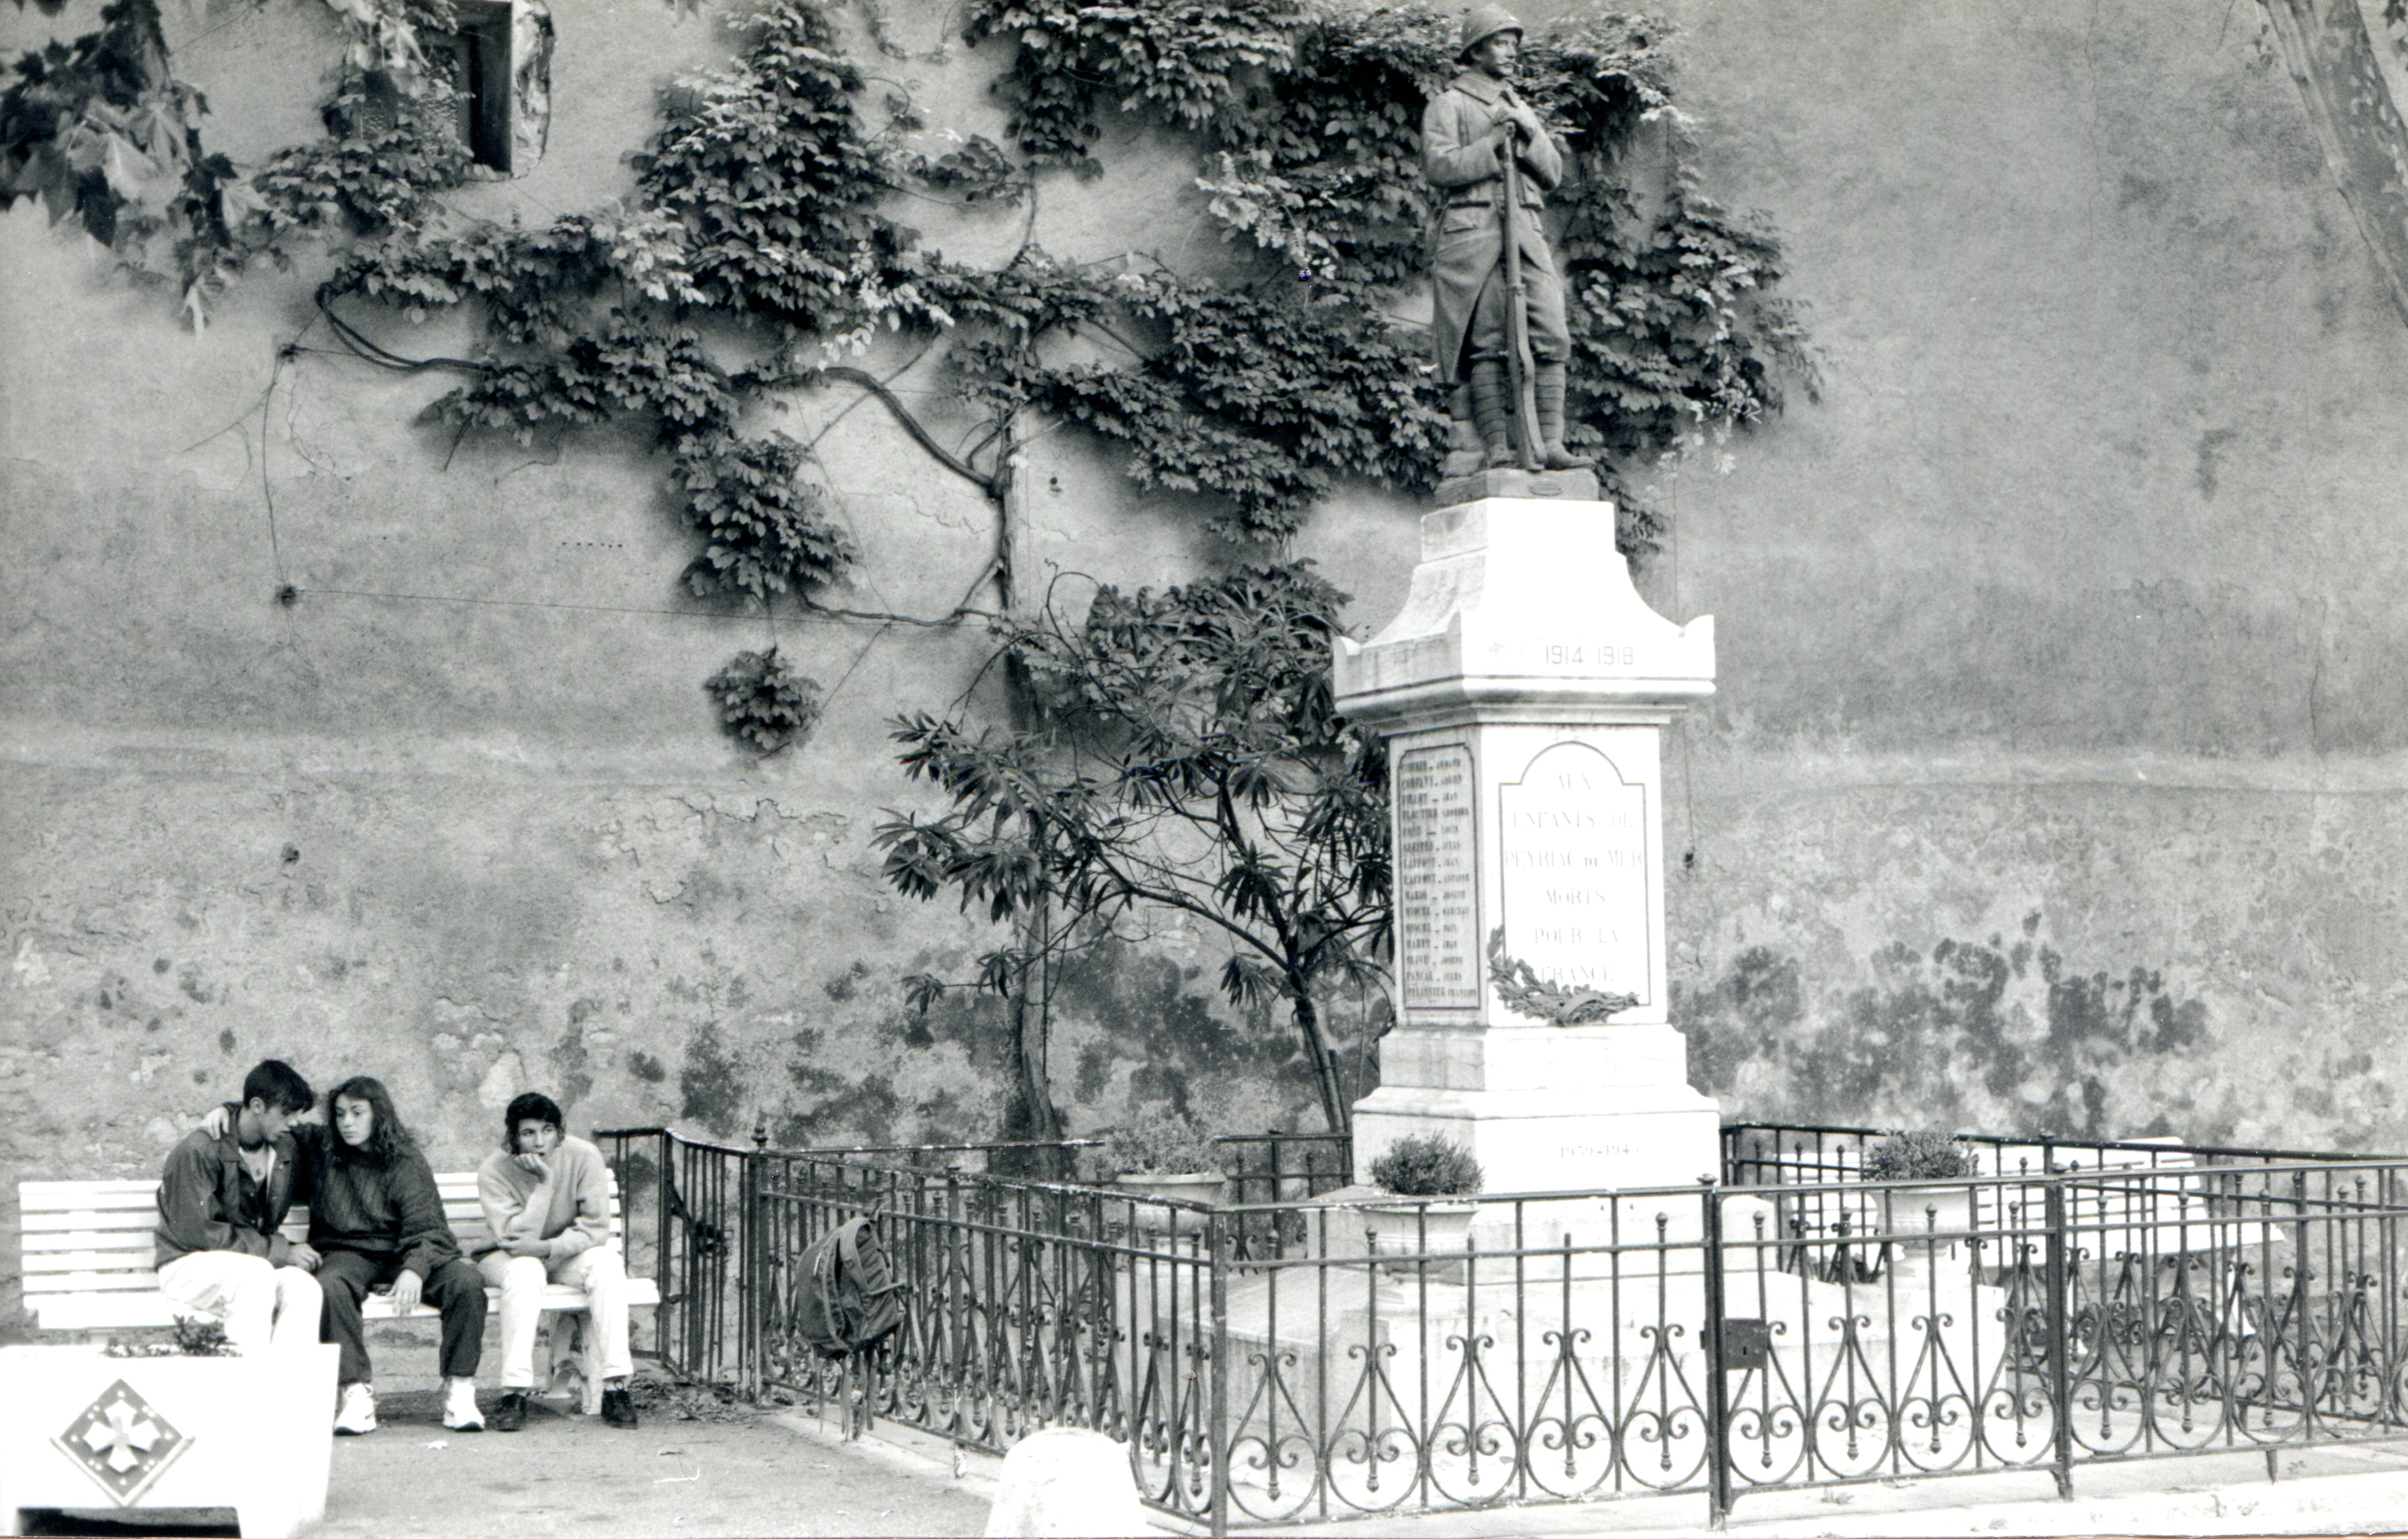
[599,1124,2408,1533]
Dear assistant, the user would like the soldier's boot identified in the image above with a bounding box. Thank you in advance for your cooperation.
[1469,359,1516,468]
[1533,363,1593,471]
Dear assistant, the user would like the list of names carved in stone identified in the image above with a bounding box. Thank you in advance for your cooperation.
[1395,743,1479,1009]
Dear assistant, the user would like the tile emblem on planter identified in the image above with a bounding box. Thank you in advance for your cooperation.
[54,1379,191,1505]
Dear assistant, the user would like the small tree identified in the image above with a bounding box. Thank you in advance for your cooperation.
[873,560,1388,1135]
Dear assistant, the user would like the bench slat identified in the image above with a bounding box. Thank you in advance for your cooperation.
[20,1170,651,1341]
[22,1230,158,1253]
[27,1295,188,1330]
[24,1273,172,1293]
[20,1181,174,1204]
[25,1247,161,1271]
[21,1211,161,1233]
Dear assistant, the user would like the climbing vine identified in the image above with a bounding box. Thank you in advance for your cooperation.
[7,0,1812,572]
[3,0,1814,1139]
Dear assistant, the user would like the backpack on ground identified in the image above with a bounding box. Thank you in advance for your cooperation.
[791,1214,907,1359]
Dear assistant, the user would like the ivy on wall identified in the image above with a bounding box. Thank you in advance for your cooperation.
[6,0,1812,572]
[2,0,1815,1139]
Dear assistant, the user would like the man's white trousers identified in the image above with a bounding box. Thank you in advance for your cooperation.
[477,1247,633,1388]
[155,1250,322,1354]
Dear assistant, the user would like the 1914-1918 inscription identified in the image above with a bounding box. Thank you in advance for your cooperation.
[1499,740,1649,1005]
[1396,744,1478,1009]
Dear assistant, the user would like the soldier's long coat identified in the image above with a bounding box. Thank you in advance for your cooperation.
[1420,67,1566,385]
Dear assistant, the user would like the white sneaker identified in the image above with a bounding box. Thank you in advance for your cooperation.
[442,1379,485,1432]
[334,1382,377,1435]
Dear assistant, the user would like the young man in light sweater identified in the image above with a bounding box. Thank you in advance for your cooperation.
[475,1092,638,1430]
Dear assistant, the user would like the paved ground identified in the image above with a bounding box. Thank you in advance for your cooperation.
[18,1382,992,1538]
[21,1376,2408,1537]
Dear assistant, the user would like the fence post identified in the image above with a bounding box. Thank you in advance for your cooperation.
[1701,1179,1732,1530]
[1207,1210,1232,1539]
[2043,1179,2073,1499]
[740,1122,768,1397]
[2290,1169,2315,1447]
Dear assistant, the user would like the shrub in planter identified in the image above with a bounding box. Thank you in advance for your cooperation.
[1097,1120,1224,1235]
[1861,1128,1979,1269]
[1365,1135,1484,1261]
[1100,1121,1224,1177]
[1861,1128,1978,1182]
[1368,1135,1485,1197]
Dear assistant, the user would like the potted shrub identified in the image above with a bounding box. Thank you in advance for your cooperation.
[1861,1128,1980,1271]
[1364,1134,1485,1261]
[1099,1121,1226,1234]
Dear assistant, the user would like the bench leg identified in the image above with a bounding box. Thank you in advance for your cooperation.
[579,1313,605,1416]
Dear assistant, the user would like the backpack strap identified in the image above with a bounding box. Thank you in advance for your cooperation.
[834,1216,868,1273]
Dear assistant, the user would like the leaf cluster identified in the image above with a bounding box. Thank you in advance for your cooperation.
[705,645,825,754]
[962,0,1301,175]
[0,0,248,323]
[873,560,1389,1026]
[958,271,1447,540]
[249,73,469,237]
[632,0,934,335]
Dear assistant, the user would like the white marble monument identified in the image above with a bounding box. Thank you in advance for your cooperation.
[1334,494,1723,1198]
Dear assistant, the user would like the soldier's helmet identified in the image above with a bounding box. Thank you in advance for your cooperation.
[1457,5,1524,61]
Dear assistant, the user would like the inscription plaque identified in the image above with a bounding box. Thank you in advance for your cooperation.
[1395,744,1478,1009]
[1499,741,1649,1006]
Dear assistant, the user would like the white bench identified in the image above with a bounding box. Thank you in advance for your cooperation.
[17,1172,661,1414]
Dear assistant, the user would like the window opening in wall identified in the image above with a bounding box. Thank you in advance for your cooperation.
[427,0,516,173]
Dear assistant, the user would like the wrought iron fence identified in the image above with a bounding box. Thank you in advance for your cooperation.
[596,1127,749,1384]
[603,1124,2408,1534]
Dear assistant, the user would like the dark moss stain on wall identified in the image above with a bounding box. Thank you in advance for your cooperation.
[1050,941,1331,1128]
[773,1073,902,1147]
[1680,916,2216,1141]
[677,1022,744,1135]
[549,1034,593,1111]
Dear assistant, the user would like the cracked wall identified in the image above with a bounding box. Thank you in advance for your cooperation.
[1646,0,2408,1151]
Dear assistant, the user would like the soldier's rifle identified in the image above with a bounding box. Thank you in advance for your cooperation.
[1496,93,1543,472]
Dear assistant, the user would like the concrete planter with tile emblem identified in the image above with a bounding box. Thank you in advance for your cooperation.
[0,1342,337,1538]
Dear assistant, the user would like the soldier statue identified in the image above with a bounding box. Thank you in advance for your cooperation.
[1422,6,1591,474]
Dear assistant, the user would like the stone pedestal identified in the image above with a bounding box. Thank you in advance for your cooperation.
[1333,496,1718,1199]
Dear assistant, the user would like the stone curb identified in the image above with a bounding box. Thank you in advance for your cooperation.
[762,1410,2408,1539]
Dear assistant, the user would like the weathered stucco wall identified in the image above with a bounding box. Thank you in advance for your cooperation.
[0,0,1371,1336]
[1646,0,2408,1147]
[4,0,2406,1335]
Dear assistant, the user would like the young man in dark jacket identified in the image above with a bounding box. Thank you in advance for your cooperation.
[154,1059,323,1354]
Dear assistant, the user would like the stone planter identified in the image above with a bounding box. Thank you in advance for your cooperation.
[0,1342,338,1538]
[1363,1200,1478,1265]
[1869,1183,1978,1275]
[1110,1172,1225,1237]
